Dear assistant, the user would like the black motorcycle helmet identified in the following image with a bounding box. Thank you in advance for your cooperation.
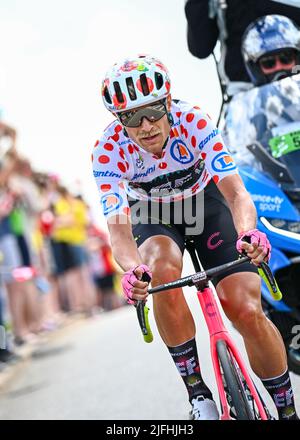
[242,15,300,86]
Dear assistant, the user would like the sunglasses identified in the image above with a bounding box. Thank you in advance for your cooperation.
[117,100,167,128]
[259,50,296,71]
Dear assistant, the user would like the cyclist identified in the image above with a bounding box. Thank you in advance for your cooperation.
[92,54,299,420]
[242,14,300,86]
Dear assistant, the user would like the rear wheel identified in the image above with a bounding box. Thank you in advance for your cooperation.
[217,340,257,420]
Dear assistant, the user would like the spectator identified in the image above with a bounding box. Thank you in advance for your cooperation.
[31,173,63,331]
[0,150,35,345]
[0,113,117,374]
[50,186,96,314]
[0,149,57,347]
[87,225,123,312]
[0,208,20,366]
[184,0,300,95]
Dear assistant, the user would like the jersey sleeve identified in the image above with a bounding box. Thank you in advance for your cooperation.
[183,106,239,185]
[92,140,130,220]
[185,0,219,59]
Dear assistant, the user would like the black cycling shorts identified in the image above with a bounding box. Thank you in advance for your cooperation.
[129,180,257,286]
[50,240,83,275]
[94,274,114,291]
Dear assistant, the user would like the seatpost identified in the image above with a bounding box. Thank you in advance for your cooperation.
[185,239,202,273]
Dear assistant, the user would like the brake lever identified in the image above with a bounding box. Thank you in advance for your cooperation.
[240,238,282,301]
[257,261,282,301]
[135,271,153,343]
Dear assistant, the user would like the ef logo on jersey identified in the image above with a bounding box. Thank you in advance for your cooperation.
[101,193,123,216]
[170,140,194,165]
[212,152,236,173]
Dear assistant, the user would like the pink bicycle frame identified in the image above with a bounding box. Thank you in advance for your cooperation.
[197,286,269,420]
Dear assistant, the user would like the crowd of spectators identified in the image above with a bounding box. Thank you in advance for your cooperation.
[0,119,124,371]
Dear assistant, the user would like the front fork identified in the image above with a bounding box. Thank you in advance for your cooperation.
[197,288,269,420]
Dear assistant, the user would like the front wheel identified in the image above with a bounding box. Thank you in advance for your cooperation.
[217,340,255,420]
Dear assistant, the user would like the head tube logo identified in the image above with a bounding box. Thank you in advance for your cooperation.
[101,193,123,216]
[171,140,194,165]
[212,152,236,173]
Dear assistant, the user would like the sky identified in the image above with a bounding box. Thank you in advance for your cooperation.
[0,0,222,226]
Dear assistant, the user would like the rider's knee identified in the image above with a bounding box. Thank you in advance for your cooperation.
[234,301,265,333]
[151,259,182,285]
[140,236,183,273]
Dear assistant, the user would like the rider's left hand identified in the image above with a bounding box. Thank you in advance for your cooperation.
[236,229,271,266]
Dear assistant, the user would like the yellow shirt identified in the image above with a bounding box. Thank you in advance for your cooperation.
[52,197,88,245]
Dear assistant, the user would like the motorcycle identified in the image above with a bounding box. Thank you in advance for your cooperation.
[221,73,300,374]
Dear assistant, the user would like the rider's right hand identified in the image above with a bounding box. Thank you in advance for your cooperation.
[121,264,152,305]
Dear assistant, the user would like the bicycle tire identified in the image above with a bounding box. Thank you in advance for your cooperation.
[217,340,254,420]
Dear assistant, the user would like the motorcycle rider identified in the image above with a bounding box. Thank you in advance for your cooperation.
[242,14,300,86]
[233,15,300,152]
[223,14,300,160]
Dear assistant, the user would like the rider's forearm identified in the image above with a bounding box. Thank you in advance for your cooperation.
[108,221,143,272]
[227,191,257,235]
[217,175,257,235]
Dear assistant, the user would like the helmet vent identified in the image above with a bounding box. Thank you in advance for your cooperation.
[140,73,150,96]
[103,86,112,104]
[113,81,125,103]
[126,77,137,101]
[155,72,163,90]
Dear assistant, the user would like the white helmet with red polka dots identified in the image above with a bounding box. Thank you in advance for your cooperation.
[101,54,171,113]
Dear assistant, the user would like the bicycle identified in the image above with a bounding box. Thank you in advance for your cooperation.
[135,238,283,420]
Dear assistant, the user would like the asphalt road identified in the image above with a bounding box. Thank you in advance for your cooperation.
[0,255,299,420]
